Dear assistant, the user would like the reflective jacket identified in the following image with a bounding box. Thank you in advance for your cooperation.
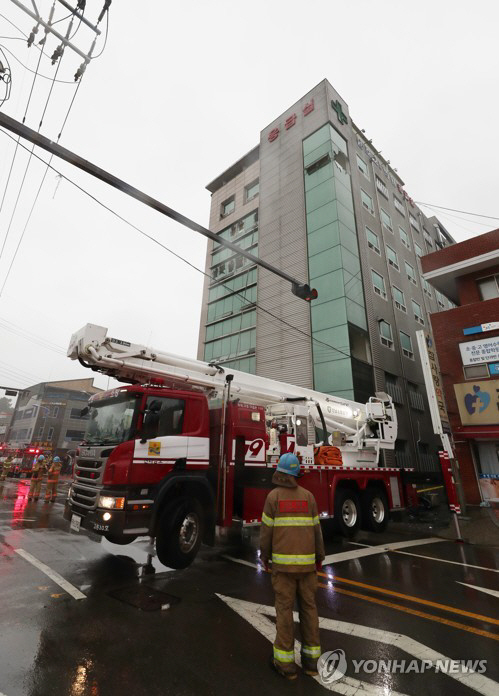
[47,459,62,482]
[259,471,325,573]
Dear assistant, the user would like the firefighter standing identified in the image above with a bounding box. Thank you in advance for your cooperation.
[45,456,62,502]
[260,452,325,680]
[28,454,46,501]
[0,455,13,481]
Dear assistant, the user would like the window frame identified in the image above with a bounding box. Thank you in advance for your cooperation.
[380,207,393,232]
[366,226,380,254]
[220,196,235,219]
[244,180,259,203]
[356,154,370,179]
[386,244,399,271]
[392,285,407,313]
[399,330,414,359]
[371,269,387,300]
[405,260,417,285]
[379,320,394,349]
[399,226,411,250]
[360,188,375,215]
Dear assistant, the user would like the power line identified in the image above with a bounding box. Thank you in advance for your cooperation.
[0,44,76,84]
[416,201,499,223]
[0,127,355,365]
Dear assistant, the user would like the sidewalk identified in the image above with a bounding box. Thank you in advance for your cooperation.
[437,505,499,547]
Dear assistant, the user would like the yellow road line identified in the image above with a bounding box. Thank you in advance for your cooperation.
[318,583,499,642]
[317,572,499,626]
[417,485,444,493]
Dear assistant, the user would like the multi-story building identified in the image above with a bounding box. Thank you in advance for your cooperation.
[421,228,499,505]
[197,79,455,472]
[0,411,13,443]
[7,378,101,456]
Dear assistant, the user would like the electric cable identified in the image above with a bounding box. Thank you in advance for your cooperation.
[90,10,108,59]
[0,315,66,351]
[415,201,499,223]
[0,44,76,84]
[0,128,355,365]
[417,203,493,230]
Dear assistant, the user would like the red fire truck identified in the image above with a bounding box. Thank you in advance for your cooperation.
[0,445,45,477]
[64,324,418,568]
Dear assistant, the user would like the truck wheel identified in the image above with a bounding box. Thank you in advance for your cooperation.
[156,497,204,569]
[104,534,137,545]
[362,487,389,533]
[334,488,361,537]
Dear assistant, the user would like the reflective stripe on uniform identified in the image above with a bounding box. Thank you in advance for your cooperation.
[302,645,321,657]
[272,553,316,565]
[262,512,274,527]
[313,515,320,525]
[273,516,315,527]
[273,646,295,663]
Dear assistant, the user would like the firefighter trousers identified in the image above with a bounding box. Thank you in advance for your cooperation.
[45,476,59,500]
[271,571,321,674]
[28,477,42,499]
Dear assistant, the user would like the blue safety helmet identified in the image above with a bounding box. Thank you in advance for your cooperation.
[276,452,301,477]
[53,456,61,462]
[37,455,45,461]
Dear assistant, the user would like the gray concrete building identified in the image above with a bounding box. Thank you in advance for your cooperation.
[7,378,101,456]
[197,79,455,471]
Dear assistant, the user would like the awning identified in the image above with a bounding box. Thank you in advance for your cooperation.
[453,426,499,440]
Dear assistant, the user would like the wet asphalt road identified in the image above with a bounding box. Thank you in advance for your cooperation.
[1,477,498,696]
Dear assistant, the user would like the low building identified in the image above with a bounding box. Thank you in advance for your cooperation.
[421,229,499,505]
[6,378,102,457]
[0,411,13,443]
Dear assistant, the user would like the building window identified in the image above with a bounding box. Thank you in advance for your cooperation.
[386,244,399,271]
[51,406,59,418]
[376,176,389,198]
[405,260,417,285]
[463,364,489,379]
[372,270,387,299]
[220,196,235,219]
[412,299,424,325]
[414,242,423,258]
[47,427,54,441]
[424,231,434,249]
[408,383,424,410]
[380,208,393,232]
[65,429,86,442]
[392,286,406,312]
[422,278,432,298]
[409,213,420,231]
[245,180,259,202]
[385,373,403,404]
[393,196,405,216]
[357,155,369,179]
[435,290,446,309]
[361,189,374,215]
[399,226,411,250]
[400,331,414,359]
[366,227,380,254]
[379,320,393,349]
[477,274,499,300]
[37,426,43,438]
[70,407,88,420]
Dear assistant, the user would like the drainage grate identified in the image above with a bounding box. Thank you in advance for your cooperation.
[109,584,181,611]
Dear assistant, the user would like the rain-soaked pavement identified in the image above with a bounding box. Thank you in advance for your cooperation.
[1,476,498,696]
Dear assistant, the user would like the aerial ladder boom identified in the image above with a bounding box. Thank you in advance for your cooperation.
[68,324,397,451]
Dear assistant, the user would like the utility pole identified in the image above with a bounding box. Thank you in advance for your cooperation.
[0,110,318,301]
[8,0,109,80]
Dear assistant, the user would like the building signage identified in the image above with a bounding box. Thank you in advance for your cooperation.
[454,380,499,426]
[463,322,499,336]
[459,336,499,366]
[489,363,499,376]
[267,99,315,143]
[330,99,348,125]
[416,331,450,436]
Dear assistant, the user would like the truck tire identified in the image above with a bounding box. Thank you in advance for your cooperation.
[362,487,389,533]
[104,534,137,545]
[156,497,204,569]
[334,487,361,537]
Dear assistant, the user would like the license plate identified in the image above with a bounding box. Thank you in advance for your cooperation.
[70,514,81,532]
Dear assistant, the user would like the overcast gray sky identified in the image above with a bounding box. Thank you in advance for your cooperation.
[0,0,498,401]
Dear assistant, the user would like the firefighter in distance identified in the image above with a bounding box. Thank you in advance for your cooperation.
[28,454,46,501]
[0,454,13,481]
[260,452,325,680]
[45,456,62,502]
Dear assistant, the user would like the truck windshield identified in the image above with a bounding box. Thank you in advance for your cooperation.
[83,395,138,445]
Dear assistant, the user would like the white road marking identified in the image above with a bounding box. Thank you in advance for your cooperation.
[322,537,445,565]
[350,542,499,574]
[217,594,499,696]
[15,548,86,600]
[457,582,499,599]
[222,554,259,569]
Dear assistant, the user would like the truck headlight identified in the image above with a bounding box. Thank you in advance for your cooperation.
[98,495,125,510]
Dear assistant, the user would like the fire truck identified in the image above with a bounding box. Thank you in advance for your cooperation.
[0,445,45,477]
[64,324,418,568]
